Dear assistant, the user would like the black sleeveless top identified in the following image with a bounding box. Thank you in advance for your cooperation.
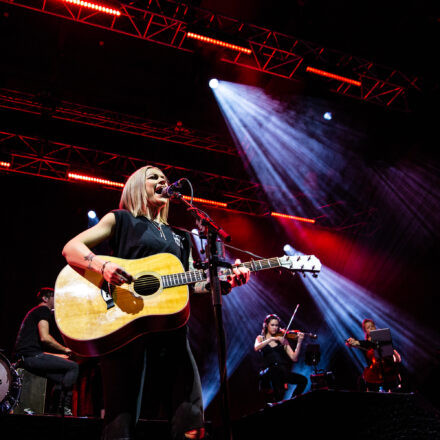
[260,339,292,369]
[109,209,191,270]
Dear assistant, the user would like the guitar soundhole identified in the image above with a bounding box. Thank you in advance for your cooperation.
[134,275,160,296]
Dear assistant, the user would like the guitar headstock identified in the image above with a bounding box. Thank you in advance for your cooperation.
[278,255,321,275]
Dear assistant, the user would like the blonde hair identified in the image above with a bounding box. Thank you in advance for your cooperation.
[119,165,169,223]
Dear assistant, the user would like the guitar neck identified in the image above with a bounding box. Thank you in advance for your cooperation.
[161,269,206,289]
[221,258,284,276]
[161,257,283,289]
[160,255,320,289]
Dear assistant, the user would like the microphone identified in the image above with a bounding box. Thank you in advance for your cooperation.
[160,179,183,198]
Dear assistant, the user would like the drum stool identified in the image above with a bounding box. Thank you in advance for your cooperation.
[13,368,47,415]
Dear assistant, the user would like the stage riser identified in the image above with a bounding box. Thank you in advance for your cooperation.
[231,390,440,439]
[0,415,173,439]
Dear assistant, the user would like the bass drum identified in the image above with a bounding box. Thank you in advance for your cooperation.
[0,352,22,414]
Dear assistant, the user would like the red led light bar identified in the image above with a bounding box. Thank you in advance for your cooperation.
[271,212,316,224]
[68,172,125,188]
[0,161,11,168]
[306,66,361,87]
[187,32,252,55]
[63,0,121,16]
[182,195,227,207]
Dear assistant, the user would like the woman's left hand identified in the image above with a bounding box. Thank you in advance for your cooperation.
[227,259,251,288]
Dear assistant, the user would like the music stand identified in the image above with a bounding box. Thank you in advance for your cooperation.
[369,328,394,359]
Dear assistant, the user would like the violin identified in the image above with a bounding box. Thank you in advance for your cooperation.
[276,329,318,340]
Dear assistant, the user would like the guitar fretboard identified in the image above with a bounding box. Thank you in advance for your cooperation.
[161,270,206,288]
[160,258,283,288]
[229,258,282,274]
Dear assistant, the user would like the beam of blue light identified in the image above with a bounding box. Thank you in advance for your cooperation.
[211,81,362,219]
[283,246,439,381]
[197,247,315,406]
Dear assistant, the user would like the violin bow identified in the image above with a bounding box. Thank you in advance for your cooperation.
[282,304,300,342]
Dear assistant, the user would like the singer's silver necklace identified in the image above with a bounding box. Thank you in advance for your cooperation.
[147,218,167,240]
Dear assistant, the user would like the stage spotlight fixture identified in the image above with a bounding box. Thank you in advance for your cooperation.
[283,244,295,254]
[0,161,11,168]
[87,210,99,227]
[323,112,332,120]
[209,79,219,89]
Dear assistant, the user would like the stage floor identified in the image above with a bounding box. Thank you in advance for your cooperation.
[2,390,440,439]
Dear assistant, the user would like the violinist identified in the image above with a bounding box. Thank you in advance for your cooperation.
[346,318,402,392]
[254,314,307,402]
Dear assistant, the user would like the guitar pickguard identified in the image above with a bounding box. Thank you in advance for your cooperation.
[100,282,115,309]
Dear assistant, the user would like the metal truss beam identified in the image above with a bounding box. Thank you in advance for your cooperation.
[0,130,379,233]
[0,88,237,156]
[0,130,270,215]
[0,0,423,111]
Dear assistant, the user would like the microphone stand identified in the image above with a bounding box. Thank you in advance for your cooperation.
[173,193,234,440]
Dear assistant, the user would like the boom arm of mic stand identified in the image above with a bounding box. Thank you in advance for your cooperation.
[173,193,231,243]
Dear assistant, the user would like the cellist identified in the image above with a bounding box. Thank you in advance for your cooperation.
[346,318,402,392]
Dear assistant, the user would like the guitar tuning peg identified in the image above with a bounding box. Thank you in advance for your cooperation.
[296,256,301,261]
[308,256,311,260]
[303,272,306,278]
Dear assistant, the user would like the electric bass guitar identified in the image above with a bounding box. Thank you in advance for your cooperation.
[54,253,321,356]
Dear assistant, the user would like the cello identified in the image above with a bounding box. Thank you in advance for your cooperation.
[346,338,401,388]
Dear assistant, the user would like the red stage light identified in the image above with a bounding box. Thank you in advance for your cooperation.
[306,66,361,87]
[271,212,316,224]
[186,32,252,55]
[63,0,121,16]
[68,172,125,188]
[182,195,227,207]
[0,161,11,168]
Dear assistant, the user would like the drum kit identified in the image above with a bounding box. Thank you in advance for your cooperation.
[0,351,22,414]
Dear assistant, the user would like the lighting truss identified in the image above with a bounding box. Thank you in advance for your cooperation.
[0,88,238,156]
[0,0,424,111]
[0,130,270,215]
[0,130,380,232]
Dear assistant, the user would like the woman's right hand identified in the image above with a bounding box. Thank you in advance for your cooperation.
[345,337,360,347]
[101,261,133,286]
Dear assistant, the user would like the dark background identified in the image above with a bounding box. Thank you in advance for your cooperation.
[1,0,439,424]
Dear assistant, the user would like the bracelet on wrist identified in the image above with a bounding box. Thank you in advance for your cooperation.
[101,261,111,275]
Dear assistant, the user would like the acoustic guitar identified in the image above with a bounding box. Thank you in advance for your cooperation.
[54,252,321,357]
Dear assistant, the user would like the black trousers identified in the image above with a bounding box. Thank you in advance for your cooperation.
[268,364,308,401]
[21,352,79,410]
[21,352,79,389]
[100,328,204,440]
